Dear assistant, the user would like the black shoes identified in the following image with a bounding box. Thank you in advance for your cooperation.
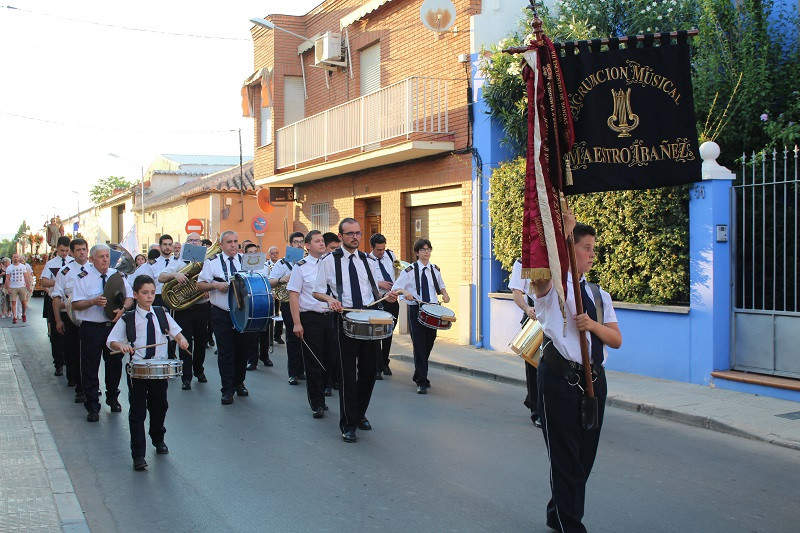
[181,381,191,391]
[417,385,428,394]
[288,376,298,385]
[221,393,234,405]
[312,407,324,419]
[108,400,122,412]
[236,385,249,397]
[357,418,372,431]
[155,442,169,454]
[133,457,148,471]
[275,337,285,345]
[260,357,274,367]
[74,393,86,404]
[54,366,64,376]
[196,374,208,383]
[297,373,306,380]
[375,372,383,381]
[246,363,258,371]
[86,412,99,422]
[342,430,357,443]
[323,386,332,397]
[383,367,392,376]
[532,412,542,428]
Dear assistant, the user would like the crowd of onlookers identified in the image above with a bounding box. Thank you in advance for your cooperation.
[0,252,35,323]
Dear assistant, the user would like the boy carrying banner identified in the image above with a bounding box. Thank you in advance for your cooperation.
[107,275,189,471]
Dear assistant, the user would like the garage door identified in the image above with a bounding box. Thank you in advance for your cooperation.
[409,202,462,340]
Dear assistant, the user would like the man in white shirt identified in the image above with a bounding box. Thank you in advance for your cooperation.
[288,230,338,418]
[4,253,32,324]
[72,243,134,422]
[197,230,249,405]
[51,238,92,403]
[269,232,306,384]
[151,234,175,307]
[368,233,398,379]
[312,218,399,443]
[40,236,72,376]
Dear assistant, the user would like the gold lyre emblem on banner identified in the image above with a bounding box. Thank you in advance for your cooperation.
[607,88,639,137]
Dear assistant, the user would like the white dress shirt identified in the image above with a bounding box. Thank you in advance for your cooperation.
[72,267,133,323]
[287,255,327,313]
[313,248,381,308]
[508,259,533,296]
[150,256,174,294]
[51,260,92,300]
[391,260,445,306]
[197,253,242,311]
[368,250,396,296]
[106,307,182,361]
[268,259,294,282]
[533,271,617,365]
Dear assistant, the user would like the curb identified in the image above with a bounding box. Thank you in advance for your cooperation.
[394,353,800,452]
[10,353,90,532]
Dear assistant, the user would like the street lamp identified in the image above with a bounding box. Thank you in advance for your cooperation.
[71,191,80,232]
[249,17,311,44]
[108,153,145,223]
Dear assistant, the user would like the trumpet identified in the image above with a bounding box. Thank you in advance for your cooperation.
[162,241,221,310]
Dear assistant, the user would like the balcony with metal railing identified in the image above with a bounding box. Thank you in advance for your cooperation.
[263,77,455,185]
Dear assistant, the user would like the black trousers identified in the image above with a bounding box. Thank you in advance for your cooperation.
[45,295,65,369]
[61,312,82,393]
[211,306,249,395]
[79,321,122,414]
[174,301,209,382]
[280,301,304,378]
[525,362,539,415]
[299,311,338,410]
[408,305,436,386]
[337,319,379,433]
[378,300,399,371]
[274,303,284,338]
[537,359,607,533]
[127,374,168,459]
[249,322,271,366]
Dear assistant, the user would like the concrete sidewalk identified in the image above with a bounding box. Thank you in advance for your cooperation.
[391,335,800,451]
[0,328,89,533]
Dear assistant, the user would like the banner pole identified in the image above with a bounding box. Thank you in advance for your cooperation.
[561,194,595,399]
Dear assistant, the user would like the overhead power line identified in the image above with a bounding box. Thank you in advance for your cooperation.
[0,110,240,134]
[2,5,250,41]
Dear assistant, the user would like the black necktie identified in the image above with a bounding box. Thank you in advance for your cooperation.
[165,258,170,267]
[101,273,107,288]
[228,256,237,274]
[421,267,431,303]
[348,255,363,309]
[145,312,156,359]
[61,258,66,267]
[80,266,86,273]
[377,259,392,282]
[581,280,604,366]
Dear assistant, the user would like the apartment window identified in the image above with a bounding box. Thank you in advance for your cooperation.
[360,42,381,96]
[284,76,305,126]
[259,106,272,146]
[311,202,330,231]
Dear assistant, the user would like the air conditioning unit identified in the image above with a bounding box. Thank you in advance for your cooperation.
[314,32,345,66]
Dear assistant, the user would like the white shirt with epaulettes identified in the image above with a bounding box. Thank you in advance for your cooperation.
[286,255,328,313]
[106,307,182,361]
[197,253,242,311]
[391,260,445,306]
[71,267,134,324]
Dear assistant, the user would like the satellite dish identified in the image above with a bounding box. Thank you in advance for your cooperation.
[420,0,456,32]
[256,188,274,214]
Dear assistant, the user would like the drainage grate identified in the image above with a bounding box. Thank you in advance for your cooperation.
[776,411,800,420]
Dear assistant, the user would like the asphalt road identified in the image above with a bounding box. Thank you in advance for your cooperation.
[11,298,800,532]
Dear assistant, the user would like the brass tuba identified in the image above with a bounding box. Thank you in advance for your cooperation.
[162,241,222,310]
[393,259,412,279]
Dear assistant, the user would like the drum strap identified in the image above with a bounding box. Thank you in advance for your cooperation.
[332,249,380,307]
[414,263,442,301]
[123,307,169,347]
[587,283,604,326]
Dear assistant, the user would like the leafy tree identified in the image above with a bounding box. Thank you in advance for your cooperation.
[3,220,29,257]
[89,176,134,204]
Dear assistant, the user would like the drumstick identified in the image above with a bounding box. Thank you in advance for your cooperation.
[110,342,192,356]
[365,294,391,307]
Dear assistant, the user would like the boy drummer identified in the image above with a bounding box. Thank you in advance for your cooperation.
[107,275,188,471]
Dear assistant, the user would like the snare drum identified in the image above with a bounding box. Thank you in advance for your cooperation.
[342,310,394,340]
[229,272,275,333]
[417,303,456,330]
[127,360,183,379]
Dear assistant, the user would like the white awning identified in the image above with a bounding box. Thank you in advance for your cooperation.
[339,0,393,29]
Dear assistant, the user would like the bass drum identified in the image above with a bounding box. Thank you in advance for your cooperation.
[228,272,275,333]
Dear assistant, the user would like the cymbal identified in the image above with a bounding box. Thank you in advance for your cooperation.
[103,272,127,320]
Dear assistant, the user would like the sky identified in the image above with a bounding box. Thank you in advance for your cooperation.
[0,0,321,238]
